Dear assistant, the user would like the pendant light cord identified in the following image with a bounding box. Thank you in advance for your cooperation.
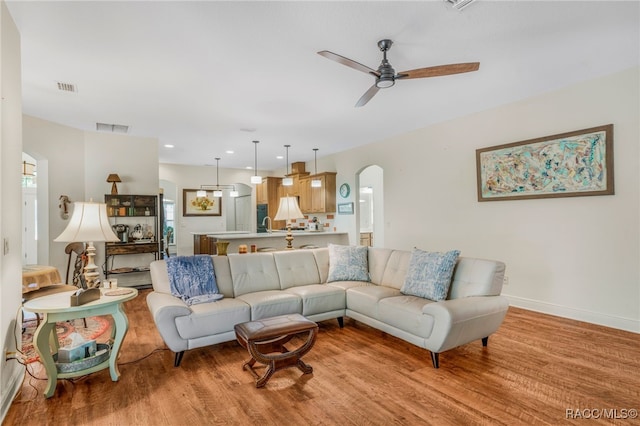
[215,157,220,189]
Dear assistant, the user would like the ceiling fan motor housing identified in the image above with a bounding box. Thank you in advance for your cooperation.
[376,39,395,88]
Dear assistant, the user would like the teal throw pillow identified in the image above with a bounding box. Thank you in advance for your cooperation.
[327,244,370,282]
[401,248,460,301]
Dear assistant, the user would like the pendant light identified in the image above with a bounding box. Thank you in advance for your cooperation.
[213,158,223,197]
[250,140,262,184]
[282,145,293,187]
[311,148,322,188]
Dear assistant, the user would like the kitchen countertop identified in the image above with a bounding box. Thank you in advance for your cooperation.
[192,231,349,254]
[204,231,346,239]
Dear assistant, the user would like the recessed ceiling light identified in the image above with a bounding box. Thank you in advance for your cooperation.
[276,155,284,159]
[245,166,252,170]
[226,150,234,154]
[164,144,174,148]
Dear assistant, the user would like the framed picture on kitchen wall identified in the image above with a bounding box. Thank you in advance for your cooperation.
[183,189,222,216]
[476,124,614,202]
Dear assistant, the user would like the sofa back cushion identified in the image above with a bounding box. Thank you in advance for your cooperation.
[211,255,234,298]
[311,248,330,283]
[228,253,280,297]
[367,247,393,285]
[380,250,413,289]
[273,250,321,289]
[449,257,506,299]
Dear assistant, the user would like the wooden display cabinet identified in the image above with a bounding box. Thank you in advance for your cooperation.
[104,194,161,281]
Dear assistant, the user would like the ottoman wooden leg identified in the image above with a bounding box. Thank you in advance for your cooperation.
[245,328,317,388]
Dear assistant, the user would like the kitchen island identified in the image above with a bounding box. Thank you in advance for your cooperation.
[193,231,349,254]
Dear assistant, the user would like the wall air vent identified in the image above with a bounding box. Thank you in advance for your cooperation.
[446,0,477,11]
[56,81,77,92]
[96,122,129,134]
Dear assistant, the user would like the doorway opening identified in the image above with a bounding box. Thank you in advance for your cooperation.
[357,165,383,248]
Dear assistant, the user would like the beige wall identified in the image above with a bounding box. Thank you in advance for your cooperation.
[328,67,639,332]
[22,116,159,283]
[1,0,24,417]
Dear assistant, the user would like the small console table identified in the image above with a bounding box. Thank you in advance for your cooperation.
[23,288,138,398]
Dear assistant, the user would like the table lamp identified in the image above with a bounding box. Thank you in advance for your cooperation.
[274,196,305,250]
[106,174,121,195]
[54,201,120,304]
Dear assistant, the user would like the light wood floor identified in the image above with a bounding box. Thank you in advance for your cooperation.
[5,289,639,425]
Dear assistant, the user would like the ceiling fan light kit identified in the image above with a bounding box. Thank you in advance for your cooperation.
[318,38,480,107]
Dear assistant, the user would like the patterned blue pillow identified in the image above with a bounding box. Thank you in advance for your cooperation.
[327,244,370,282]
[401,248,461,301]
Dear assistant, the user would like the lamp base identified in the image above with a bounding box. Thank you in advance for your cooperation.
[70,287,101,306]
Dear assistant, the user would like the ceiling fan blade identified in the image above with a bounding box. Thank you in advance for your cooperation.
[318,50,378,75]
[397,62,480,80]
[355,84,380,108]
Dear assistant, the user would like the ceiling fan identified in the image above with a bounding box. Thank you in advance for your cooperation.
[318,39,480,107]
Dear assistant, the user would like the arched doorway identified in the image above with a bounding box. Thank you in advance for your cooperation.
[22,153,38,264]
[357,165,383,248]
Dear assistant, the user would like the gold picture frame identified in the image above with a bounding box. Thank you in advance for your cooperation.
[183,189,222,216]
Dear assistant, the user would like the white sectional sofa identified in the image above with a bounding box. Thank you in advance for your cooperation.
[148,247,509,368]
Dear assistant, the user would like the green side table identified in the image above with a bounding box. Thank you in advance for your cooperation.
[23,287,138,398]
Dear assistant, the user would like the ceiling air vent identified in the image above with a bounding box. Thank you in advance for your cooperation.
[446,0,477,11]
[56,81,77,92]
[96,122,129,134]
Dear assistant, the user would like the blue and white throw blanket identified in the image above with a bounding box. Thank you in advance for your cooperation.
[167,255,223,306]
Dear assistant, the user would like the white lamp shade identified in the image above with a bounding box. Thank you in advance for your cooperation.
[251,175,263,184]
[311,179,322,188]
[229,190,239,197]
[274,196,304,222]
[213,190,223,197]
[54,202,120,242]
[282,177,293,186]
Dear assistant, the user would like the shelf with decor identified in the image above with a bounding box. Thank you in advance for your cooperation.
[104,194,161,282]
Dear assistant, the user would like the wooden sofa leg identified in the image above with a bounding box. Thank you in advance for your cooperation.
[430,351,439,369]
[482,336,489,347]
[174,351,185,367]
[337,317,344,328]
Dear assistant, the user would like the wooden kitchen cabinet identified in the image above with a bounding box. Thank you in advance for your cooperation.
[256,176,285,229]
[299,172,336,214]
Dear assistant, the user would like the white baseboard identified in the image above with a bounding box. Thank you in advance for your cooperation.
[1,362,25,423]
[504,294,639,334]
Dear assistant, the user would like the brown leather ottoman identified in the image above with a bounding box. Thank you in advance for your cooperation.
[234,314,318,388]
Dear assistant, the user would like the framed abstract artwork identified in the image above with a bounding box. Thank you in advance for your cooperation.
[476,124,614,201]
[183,189,222,216]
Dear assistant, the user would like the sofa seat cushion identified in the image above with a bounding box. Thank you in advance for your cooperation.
[346,285,402,320]
[378,295,435,339]
[284,284,346,316]
[236,290,302,320]
[175,298,251,340]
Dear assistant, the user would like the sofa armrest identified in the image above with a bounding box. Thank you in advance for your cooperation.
[421,295,509,353]
[146,291,192,352]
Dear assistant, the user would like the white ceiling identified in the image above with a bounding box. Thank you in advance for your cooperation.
[6,1,639,171]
